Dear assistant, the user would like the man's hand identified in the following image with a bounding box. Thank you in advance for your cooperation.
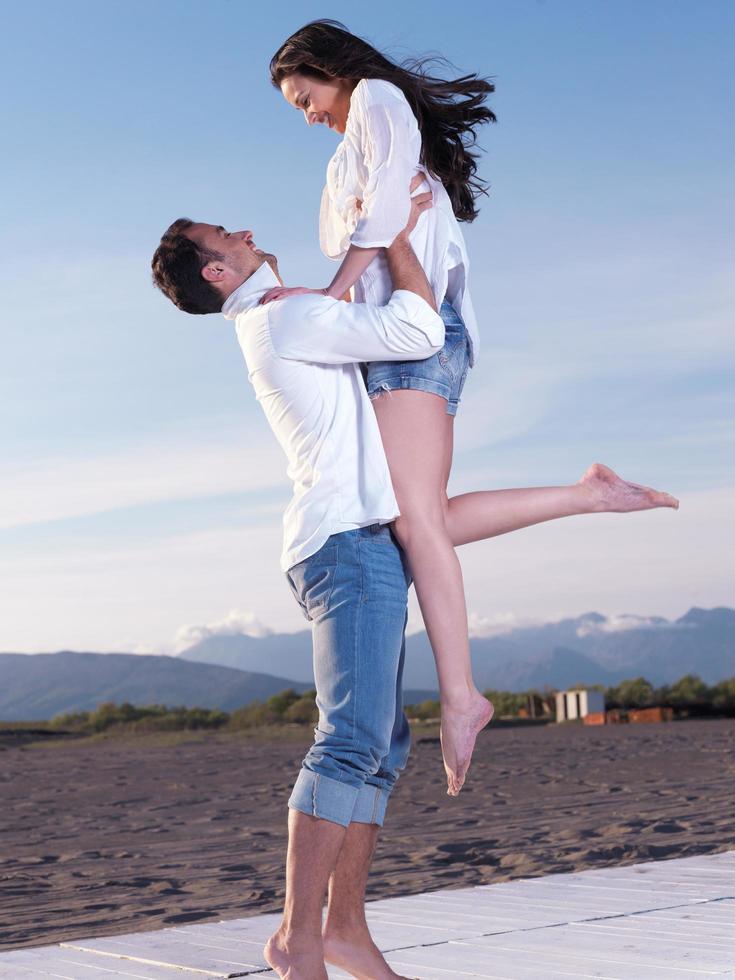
[398,173,433,239]
[259,286,327,305]
[401,189,433,238]
[259,176,432,306]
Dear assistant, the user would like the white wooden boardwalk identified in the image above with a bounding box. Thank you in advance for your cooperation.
[2,851,734,978]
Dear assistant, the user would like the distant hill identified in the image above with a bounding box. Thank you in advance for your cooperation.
[3,608,731,720]
[0,651,438,721]
[0,652,312,722]
[486,646,621,692]
[180,607,735,691]
[179,632,313,680]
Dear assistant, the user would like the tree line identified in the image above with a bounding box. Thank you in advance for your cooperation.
[49,673,735,734]
[407,674,735,720]
[50,688,319,734]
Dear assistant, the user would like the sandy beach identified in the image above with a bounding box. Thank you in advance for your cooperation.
[1,718,734,950]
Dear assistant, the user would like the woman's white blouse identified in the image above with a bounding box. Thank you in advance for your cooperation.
[320,78,480,364]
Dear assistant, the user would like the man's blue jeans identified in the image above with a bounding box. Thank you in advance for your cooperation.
[286,524,412,828]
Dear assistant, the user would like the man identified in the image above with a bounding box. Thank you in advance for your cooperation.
[152,185,442,979]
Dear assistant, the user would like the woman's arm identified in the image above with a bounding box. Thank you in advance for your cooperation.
[258,244,377,305]
[324,244,378,299]
[260,180,425,305]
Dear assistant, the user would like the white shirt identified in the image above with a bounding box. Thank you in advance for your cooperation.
[320,78,480,365]
[223,263,445,571]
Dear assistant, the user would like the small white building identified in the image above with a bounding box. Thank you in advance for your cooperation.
[555,688,605,722]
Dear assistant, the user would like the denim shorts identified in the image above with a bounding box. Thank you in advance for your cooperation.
[285,524,412,828]
[366,299,471,416]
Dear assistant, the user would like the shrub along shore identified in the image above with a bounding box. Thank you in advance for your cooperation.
[34,673,735,735]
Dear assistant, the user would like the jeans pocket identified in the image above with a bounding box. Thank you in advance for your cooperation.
[358,535,408,606]
[438,335,469,383]
[288,545,338,621]
[286,570,309,620]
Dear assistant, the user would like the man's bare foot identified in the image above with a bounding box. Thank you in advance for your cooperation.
[323,923,413,979]
[440,690,494,796]
[579,462,679,513]
[264,928,328,979]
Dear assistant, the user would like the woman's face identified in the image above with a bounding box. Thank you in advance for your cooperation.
[280,72,355,134]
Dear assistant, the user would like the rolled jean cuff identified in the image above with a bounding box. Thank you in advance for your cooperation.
[287,768,359,828]
[351,781,390,827]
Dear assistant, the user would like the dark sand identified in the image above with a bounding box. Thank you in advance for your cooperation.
[2,719,734,950]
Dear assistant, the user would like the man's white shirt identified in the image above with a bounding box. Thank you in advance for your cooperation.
[222,263,445,571]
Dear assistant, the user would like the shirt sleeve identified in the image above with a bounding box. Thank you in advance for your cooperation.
[269,291,445,365]
[349,89,419,250]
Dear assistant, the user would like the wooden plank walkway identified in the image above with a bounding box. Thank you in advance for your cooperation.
[2,851,734,978]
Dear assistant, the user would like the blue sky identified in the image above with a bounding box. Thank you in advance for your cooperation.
[1,0,733,653]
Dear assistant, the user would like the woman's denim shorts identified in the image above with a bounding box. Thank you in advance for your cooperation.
[366,300,471,417]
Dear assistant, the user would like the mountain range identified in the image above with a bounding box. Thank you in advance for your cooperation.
[2,608,732,721]
[0,653,311,722]
[180,607,735,692]
[0,652,436,722]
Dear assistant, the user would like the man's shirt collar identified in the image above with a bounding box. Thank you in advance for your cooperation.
[221,263,281,320]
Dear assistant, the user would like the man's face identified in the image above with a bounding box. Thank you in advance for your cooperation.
[186,223,277,294]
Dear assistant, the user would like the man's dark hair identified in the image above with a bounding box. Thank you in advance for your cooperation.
[151,218,225,314]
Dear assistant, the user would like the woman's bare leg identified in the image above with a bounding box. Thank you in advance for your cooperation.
[373,392,679,796]
[372,390,493,796]
[446,463,679,547]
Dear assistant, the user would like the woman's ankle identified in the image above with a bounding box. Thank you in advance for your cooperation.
[440,683,483,708]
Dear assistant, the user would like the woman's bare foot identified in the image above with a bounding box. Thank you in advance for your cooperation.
[579,463,679,512]
[264,928,328,979]
[440,690,494,796]
[323,924,414,979]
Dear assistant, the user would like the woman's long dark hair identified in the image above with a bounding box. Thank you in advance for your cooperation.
[270,20,495,222]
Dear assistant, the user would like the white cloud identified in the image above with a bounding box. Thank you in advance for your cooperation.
[455,487,734,632]
[472,243,735,401]
[0,429,287,530]
[0,514,303,654]
[576,613,672,638]
[1,487,731,655]
[174,610,273,652]
[131,642,160,656]
[468,611,544,638]
[1,251,148,323]
[453,354,570,454]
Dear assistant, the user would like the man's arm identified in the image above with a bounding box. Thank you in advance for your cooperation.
[269,183,444,365]
[268,286,444,366]
[385,222,436,311]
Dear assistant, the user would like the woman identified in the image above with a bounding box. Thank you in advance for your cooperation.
[264,20,678,795]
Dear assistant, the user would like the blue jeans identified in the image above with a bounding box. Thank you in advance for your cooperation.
[366,300,472,416]
[286,524,412,828]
